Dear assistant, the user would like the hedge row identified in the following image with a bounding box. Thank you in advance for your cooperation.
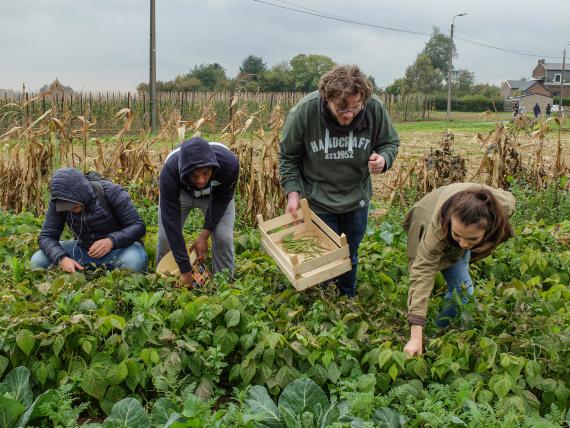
[432,95,505,112]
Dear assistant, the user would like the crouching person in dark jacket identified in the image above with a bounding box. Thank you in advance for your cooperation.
[30,168,147,273]
[156,137,239,287]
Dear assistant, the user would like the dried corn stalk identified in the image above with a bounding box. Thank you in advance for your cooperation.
[472,124,525,189]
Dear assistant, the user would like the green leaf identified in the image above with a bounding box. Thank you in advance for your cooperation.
[195,377,214,401]
[15,390,57,428]
[212,327,239,355]
[1,366,33,408]
[278,378,329,417]
[15,329,36,356]
[80,354,115,400]
[0,356,8,379]
[101,385,127,416]
[104,397,150,428]
[326,362,341,383]
[372,407,406,428]
[52,335,65,357]
[275,366,302,389]
[168,310,185,331]
[266,332,282,350]
[0,395,26,428]
[391,351,406,371]
[413,358,428,381]
[150,398,178,426]
[225,309,241,328]
[321,350,334,369]
[34,362,48,386]
[245,385,282,428]
[240,360,257,385]
[182,394,211,420]
[489,373,512,398]
[378,349,392,369]
[388,364,399,382]
[554,381,570,403]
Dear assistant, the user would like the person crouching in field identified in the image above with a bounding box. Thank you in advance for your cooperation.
[31,168,147,273]
[404,183,516,356]
[155,137,239,287]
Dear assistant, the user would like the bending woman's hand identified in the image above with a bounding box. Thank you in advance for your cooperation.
[404,324,424,356]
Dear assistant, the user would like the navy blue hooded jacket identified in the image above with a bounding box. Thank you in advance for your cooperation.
[159,137,239,273]
[38,168,146,264]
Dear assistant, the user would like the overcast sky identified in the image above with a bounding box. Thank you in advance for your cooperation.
[1,0,569,92]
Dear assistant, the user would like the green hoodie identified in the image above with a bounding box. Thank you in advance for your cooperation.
[279,91,400,214]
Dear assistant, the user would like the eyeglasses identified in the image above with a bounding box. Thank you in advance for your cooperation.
[331,100,363,115]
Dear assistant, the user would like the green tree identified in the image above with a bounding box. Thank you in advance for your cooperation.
[454,69,475,96]
[422,26,456,77]
[401,54,443,94]
[289,54,336,92]
[189,63,228,91]
[259,62,295,92]
[471,82,500,98]
[384,78,404,95]
[239,55,267,80]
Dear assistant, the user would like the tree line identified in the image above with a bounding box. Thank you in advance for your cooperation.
[136,28,499,100]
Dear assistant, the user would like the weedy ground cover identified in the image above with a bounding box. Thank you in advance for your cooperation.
[0,184,569,427]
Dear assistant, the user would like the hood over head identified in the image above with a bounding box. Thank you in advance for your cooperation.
[178,137,219,186]
[50,168,96,207]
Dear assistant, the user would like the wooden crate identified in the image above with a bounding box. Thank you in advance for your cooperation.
[156,246,212,287]
[257,199,351,291]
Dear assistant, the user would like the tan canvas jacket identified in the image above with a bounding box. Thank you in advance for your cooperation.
[405,183,516,326]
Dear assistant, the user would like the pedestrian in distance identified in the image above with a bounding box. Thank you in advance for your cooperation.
[279,64,400,297]
[31,168,147,273]
[533,102,541,118]
[156,137,239,287]
[511,102,519,117]
[545,103,551,118]
[403,183,516,356]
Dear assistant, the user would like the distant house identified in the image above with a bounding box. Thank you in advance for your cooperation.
[500,79,548,99]
[532,59,570,98]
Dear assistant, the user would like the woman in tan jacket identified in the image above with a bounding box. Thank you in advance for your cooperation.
[403,183,516,356]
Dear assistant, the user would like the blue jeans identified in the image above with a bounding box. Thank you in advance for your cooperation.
[30,240,148,273]
[317,205,369,297]
[436,250,473,327]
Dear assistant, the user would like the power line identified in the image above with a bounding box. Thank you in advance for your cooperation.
[455,35,562,59]
[251,0,430,36]
[252,0,563,60]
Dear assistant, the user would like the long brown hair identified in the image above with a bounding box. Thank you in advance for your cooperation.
[440,189,514,247]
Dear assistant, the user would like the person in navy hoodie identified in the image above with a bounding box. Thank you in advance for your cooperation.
[156,137,239,286]
[31,168,147,273]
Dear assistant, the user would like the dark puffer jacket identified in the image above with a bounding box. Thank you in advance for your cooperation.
[38,168,146,264]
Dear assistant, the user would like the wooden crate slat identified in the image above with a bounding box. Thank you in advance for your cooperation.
[309,215,344,247]
[295,259,352,291]
[259,210,305,232]
[267,222,308,242]
[259,226,298,278]
[293,246,349,275]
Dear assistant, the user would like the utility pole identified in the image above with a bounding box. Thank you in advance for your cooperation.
[447,13,467,121]
[560,43,569,116]
[149,0,158,133]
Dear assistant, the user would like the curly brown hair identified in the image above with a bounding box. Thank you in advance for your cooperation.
[318,65,373,108]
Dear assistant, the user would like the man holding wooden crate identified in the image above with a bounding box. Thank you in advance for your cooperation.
[279,65,400,297]
[156,137,239,286]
